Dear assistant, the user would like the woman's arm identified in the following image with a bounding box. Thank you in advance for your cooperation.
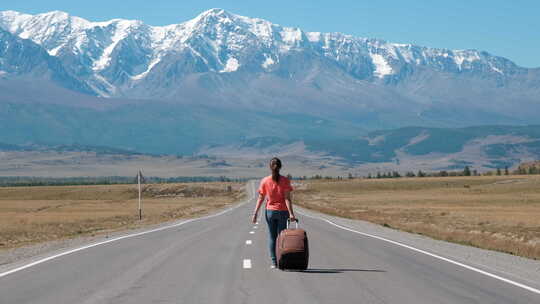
[251,193,265,223]
[285,191,296,220]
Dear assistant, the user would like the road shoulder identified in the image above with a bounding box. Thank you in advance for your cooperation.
[297,206,540,290]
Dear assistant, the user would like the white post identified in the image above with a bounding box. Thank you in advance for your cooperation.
[138,170,142,220]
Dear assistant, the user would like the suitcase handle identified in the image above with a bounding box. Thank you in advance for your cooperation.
[286,218,299,229]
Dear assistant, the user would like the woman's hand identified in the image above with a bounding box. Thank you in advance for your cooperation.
[289,214,297,222]
[252,194,264,224]
[251,212,258,224]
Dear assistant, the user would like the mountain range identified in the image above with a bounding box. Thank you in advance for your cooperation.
[0,8,539,160]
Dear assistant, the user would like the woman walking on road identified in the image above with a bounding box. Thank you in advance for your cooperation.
[251,157,296,268]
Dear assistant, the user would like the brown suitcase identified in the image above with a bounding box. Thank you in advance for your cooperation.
[276,219,309,270]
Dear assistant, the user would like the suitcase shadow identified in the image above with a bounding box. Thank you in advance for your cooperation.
[292,268,386,274]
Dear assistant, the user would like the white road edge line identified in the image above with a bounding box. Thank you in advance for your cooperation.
[246,240,252,245]
[299,211,540,296]
[0,181,259,279]
[243,259,252,269]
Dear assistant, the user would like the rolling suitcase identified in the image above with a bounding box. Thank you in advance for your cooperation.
[276,219,309,270]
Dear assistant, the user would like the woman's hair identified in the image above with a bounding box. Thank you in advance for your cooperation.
[270,157,282,183]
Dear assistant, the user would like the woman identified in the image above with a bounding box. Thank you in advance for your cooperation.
[251,157,296,268]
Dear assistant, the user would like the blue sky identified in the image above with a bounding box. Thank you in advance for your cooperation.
[2,0,539,67]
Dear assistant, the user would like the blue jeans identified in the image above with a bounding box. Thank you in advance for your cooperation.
[265,209,289,264]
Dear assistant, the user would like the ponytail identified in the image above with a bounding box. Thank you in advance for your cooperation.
[270,157,282,183]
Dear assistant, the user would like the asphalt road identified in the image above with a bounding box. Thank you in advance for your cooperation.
[1,181,539,304]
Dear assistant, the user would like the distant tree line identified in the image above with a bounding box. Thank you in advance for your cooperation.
[514,166,540,175]
[286,162,540,181]
[8,162,537,187]
[0,175,249,187]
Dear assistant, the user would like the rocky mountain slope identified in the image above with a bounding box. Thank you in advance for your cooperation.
[0,27,92,93]
[0,9,538,128]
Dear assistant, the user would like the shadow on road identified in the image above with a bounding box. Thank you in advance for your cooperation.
[294,268,386,274]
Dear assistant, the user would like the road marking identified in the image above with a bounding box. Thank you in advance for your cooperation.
[253,226,258,229]
[243,259,252,269]
[246,240,252,245]
[249,231,255,234]
[0,181,260,279]
[299,211,540,296]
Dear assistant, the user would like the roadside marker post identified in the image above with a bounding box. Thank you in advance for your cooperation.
[137,170,144,220]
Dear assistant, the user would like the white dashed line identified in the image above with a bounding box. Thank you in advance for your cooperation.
[243,259,252,269]
[246,240,252,245]
[249,231,255,234]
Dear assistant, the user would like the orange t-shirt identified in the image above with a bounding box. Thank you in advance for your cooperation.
[258,175,294,211]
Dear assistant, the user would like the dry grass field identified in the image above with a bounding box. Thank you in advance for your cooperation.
[294,175,540,260]
[0,182,245,250]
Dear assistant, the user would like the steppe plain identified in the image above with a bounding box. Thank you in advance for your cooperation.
[294,175,540,259]
[1,175,539,261]
[0,182,244,250]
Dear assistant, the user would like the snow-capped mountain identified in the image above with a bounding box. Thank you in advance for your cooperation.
[0,9,527,94]
[0,26,93,93]
[0,8,539,126]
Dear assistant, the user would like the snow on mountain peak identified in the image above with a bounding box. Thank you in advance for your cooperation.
[0,8,519,97]
[453,49,481,69]
[0,10,32,32]
[0,10,30,21]
[306,32,321,42]
[43,10,69,18]
[371,53,394,78]
[187,8,237,29]
[200,8,229,17]
[92,19,141,71]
